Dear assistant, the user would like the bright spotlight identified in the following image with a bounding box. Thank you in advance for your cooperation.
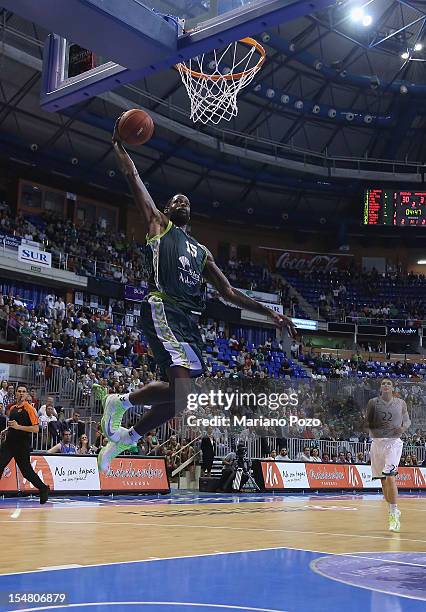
[415,43,423,51]
[350,7,363,21]
[362,15,372,27]
[401,51,409,60]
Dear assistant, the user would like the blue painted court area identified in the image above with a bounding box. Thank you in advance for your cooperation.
[0,548,425,612]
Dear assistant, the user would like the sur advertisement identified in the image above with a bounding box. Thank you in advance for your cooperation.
[18,245,52,268]
[259,461,426,490]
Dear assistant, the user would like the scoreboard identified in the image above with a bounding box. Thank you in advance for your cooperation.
[364,189,426,226]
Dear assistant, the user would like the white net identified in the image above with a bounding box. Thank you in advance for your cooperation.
[176,37,265,125]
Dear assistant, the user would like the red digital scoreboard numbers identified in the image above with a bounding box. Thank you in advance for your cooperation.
[364,189,426,226]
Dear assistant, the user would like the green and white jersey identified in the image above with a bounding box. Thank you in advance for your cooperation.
[146,220,208,314]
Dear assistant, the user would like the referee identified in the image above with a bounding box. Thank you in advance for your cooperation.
[0,385,49,503]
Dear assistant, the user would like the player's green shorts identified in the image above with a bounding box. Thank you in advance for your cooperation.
[141,293,205,378]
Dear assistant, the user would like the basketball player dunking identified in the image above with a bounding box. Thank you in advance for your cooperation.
[366,378,411,532]
[94,118,296,471]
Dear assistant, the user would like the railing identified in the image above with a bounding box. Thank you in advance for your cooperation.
[208,435,426,464]
[171,436,202,478]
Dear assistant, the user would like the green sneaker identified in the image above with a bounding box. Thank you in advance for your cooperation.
[92,385,127,442]
[389,509,401,532]
[98,432,133,473]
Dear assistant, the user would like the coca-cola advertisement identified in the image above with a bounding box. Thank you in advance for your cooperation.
[268,249,353,273]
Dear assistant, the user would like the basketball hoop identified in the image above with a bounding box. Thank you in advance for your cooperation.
[176,37,266,125]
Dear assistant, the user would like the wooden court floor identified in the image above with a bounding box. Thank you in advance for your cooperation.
[0,494,425,574]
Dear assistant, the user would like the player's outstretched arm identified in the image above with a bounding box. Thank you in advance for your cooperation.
[112,118,168,236]
[203,250,296,338]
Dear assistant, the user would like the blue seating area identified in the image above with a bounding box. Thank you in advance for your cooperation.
[205,337,310,379]
[298,353,425,380]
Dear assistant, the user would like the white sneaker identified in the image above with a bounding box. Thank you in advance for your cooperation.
[98,427,133,473]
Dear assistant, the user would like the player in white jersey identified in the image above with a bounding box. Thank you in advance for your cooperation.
[366,378,411,532]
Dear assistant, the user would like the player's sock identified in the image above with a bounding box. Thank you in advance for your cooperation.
[118,393,133,408]
[389,503,398,514]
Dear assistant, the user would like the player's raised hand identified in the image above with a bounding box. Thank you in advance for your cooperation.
[112,114,125,144]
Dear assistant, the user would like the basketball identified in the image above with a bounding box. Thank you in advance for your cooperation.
[117,109,154,146]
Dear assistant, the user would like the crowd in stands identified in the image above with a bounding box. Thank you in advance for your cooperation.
[0,290,422,407]
[304,353,425,381]
[280,265,426,322]
[2,202,426,326]
[0,203,150,285]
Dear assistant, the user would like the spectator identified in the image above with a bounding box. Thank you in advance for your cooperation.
[276,448,291,461]
[38,396,58,418]
[0,380,8,404]
[336,452,347,464]
[345,452,353,464]
[39,403,57,431]
[146,430,160,455]
[48,430,77,454]
[297,446,312,462]
[2,384,15,413]
[310,448,321,462]
[356,452,366,464]
[54,297,66,321]
[65,410,85,440]
[77,434,96,455]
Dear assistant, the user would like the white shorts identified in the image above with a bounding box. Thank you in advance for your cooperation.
[370,438,403,479]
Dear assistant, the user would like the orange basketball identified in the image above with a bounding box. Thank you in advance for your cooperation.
[117,109,154,146]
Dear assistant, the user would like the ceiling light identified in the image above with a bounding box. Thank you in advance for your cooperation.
[350,7,363,21]
[417,259,426,264]
[401,51,409,60]
[362,15,372,27]
[328,108,337,118]
[281,94,290,104]
[415,43,423,51]
[266,88,275,98]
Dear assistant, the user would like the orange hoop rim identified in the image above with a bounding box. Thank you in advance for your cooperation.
[175,37,266,81]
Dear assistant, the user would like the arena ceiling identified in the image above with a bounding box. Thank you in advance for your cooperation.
[1,1,426,232]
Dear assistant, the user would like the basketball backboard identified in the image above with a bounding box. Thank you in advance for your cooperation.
[1,0,333,111]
